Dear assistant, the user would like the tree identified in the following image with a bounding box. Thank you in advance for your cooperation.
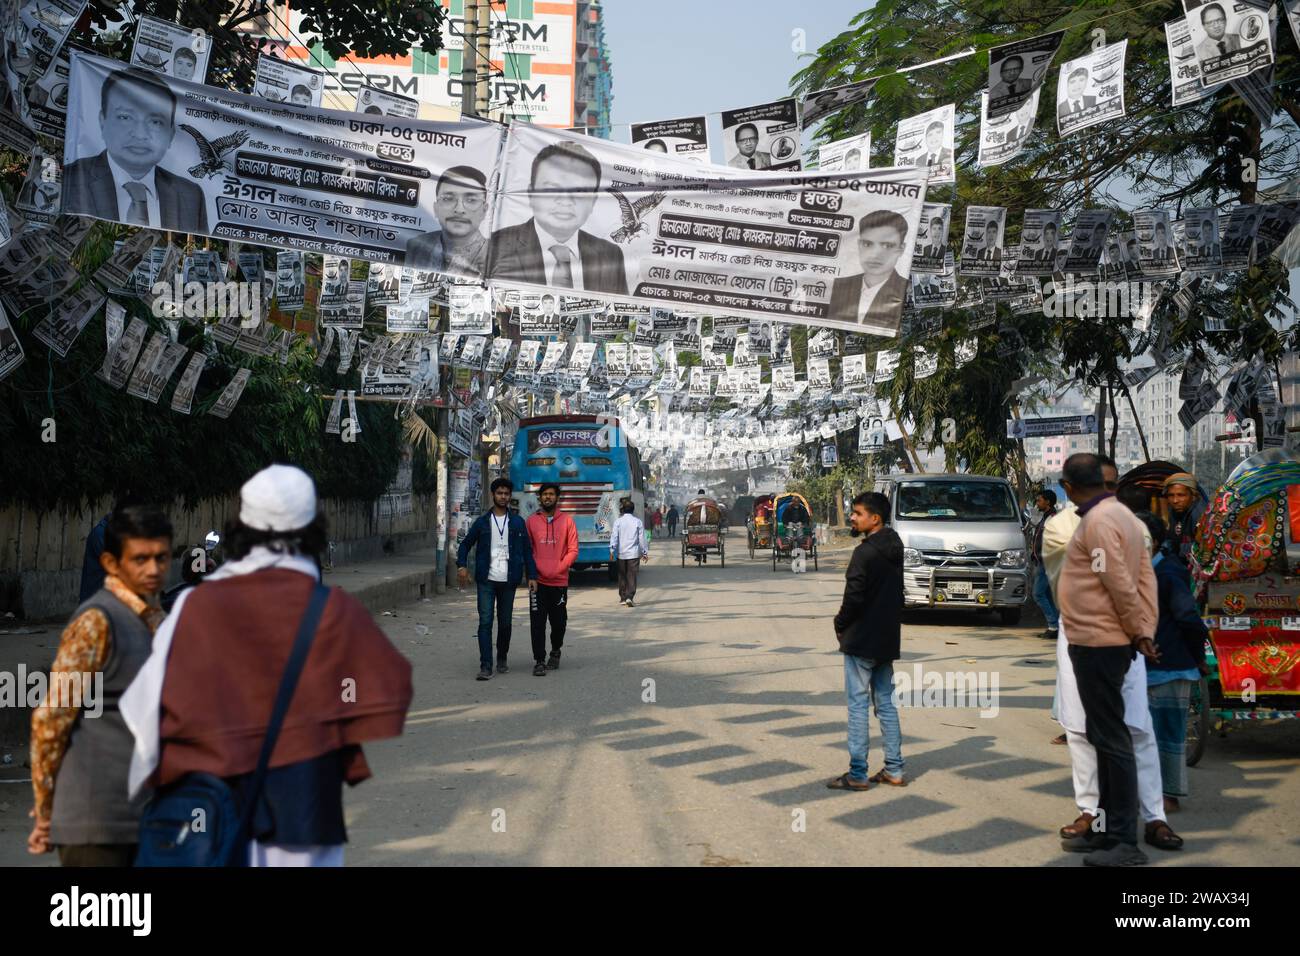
[791,0,1300,477]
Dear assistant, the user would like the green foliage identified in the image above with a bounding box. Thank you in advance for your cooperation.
[791,0,1300,468]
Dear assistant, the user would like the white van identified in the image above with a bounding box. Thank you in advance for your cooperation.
[872,473,1030,625]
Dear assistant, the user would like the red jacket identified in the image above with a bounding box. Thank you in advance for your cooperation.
[526,510,579,586]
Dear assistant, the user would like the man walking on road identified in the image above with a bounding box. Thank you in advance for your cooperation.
[1057,453,1159,867]
[828,492,906,792]
[665,504,679,537]
[610,498,647,607]
[1031,489,1060,640]
[526,483,578,676]
[458,478,538,680]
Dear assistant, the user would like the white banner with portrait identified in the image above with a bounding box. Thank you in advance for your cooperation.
[488,124,927,337]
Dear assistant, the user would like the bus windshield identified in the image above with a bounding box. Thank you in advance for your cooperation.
[896,481,1018,521]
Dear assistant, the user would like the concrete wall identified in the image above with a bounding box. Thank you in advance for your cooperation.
[0,493,436,621]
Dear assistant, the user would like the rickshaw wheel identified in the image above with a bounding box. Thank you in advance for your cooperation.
[812,545,818,571]
[748,533,754,559]
[1185,675,1211,767]
[720,539,725,568]
[680,540,686,568]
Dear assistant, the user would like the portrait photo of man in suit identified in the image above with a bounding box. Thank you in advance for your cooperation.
[916,211,949,259]
[728,123,771,170]
[1147,220,1173,260]
[969,224,1002,261]
[991,54,1033,102]
[1057,67,1096,123]
[1196,3,1241,62]
[828,210,911,327]
[488,141,629,296]
[62,66,207,234]
[405,165,489,277]
[911,121,952,177]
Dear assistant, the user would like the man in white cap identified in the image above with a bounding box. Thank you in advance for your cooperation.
[122,464,413,867]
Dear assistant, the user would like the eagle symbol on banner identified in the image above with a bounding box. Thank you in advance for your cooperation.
[180,125,252,178]
[609,189,667,244]
[134,50,170,71]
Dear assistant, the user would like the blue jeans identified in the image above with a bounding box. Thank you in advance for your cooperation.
[476,581,517,669]
[1032,562,1059,629]
[843,655,904,781]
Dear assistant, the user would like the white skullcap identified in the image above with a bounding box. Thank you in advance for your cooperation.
[239,464,318,532]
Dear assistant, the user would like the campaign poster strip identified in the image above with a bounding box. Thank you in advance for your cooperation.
[1133,208,1182,276]
[894,103,956,186]
[64,52,504,272]
[959,206,1007,278]
[1166,17,1224,106]
[1181,206,1223,273]
[254,52,324,107]
[489,124,927,338]
[978,88,1039,167]
[630,115,709,164]
[911,202,951,274]
[801,77,877,127]
[354,85,419,119]
[987,31,1063,118]
[1182,0,1273,85]
[130,15,211,84]
[1062,209,1113,275]
[1055,41,1127,137]
[720,98,801,171]
[818,131,870,173]
[1015,209,1065,276]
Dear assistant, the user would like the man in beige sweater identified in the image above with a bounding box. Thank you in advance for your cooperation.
[1057,453,1159,867]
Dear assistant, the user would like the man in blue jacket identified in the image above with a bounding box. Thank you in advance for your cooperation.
[457,478,538,680]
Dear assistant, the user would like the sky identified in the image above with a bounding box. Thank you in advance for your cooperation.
[602,0,871,142]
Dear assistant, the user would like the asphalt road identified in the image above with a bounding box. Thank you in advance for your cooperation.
[3,536,1297,866]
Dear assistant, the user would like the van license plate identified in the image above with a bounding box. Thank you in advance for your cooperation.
[948,581,972,596]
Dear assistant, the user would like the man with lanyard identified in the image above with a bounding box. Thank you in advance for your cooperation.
[458,478,538,681]
[526,483,578,676]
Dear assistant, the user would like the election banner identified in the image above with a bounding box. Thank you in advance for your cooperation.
[354,85,419,119]
[988,31,1063,118]
[1016,209,1065,276]
[720,98,801,171]
[1166,17,1225,106]
[959,206,1006,277]
[978,88,1039,167]
[449,281,493,334]
[1055,41,1127,137]
[0,299,23,381]
[489,124,927,338]
[170,351,206,414]
[386,300,430,333]
[130,15,210,84]
[1006,411,1099,439]
[801,78,878,127]
[63,52,504,271]
[590,308,629,337]
[31,284,105,358]
[254,53,323,107]
[818,132,871,173]
[630,116,709,164]
[1181,207,1223,272]
[366,260,402,307]
[275,250,306,311]
[1220,203,1261,270]
[910,252,958,310]
[894,104,956,186]
[912,202,951,274]
[1062,209,1113,275]
[1182,0,1273,85]
[1133,208,1181,276]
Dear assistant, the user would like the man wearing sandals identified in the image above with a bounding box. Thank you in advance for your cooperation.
[828,492,906,792]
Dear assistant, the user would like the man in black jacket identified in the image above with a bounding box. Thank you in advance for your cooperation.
[828,491,907,791]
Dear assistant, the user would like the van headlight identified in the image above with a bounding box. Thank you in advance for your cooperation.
[903,548,923,567]
[998,548,1027,569]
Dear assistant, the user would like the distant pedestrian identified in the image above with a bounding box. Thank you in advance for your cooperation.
[652,509,663,533]
[1057,453,1159,867]
[526,483,578,676]
[610,498,647,607]
[666,505,679,537]
[1031,490,1060,640]
[457,477,538,680]
[828,492,906,792]
[78,512,112,602]
[1135,511,1208,816]
[29,503,172,866]
[121,465,412,867]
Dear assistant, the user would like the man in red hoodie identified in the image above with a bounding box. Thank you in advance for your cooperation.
[526,483,579,676]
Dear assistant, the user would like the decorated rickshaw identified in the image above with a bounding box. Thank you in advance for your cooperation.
[771,491,818,571]
[747,494,775,559]
[682,496,726,567]
[1186,449,1300,766]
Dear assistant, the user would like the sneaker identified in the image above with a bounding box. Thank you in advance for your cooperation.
[496,659,509,674]
[626,598,634,607]
[476,667,492,681]
[546,650,561,670]
[1041,628,1059,640]
[532,662,547,677]
[1083,842,1149,867]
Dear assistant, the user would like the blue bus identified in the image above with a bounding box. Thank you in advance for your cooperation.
[510,415,645,580]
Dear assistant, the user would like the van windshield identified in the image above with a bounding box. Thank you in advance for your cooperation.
[896,481,1019,522]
